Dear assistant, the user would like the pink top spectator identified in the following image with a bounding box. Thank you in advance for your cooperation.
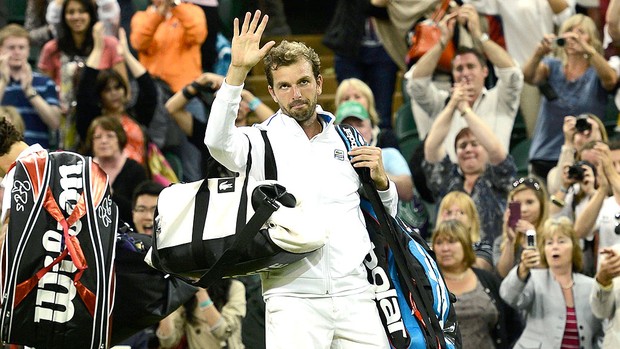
[38,36,123,86]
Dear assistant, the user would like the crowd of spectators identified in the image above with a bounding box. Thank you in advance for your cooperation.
[1,0,620,348]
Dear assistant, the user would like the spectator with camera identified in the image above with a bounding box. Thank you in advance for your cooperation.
[494,177,549,278]
[574,142,620,270]
[549,141,603,276]
[406,4,523,160]
[547,113,608,194]
[524,14,618,180]
[500,217,604,349]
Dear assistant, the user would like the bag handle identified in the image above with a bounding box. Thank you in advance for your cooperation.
[430,0,451,23]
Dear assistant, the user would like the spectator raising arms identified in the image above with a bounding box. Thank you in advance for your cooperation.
[500,217,604,349]
[76,23,157,164]
[38,0,127,150]
[406,4,523,160]
[423,75,516,247]
[130,0,207,93]
[524,14,618,179]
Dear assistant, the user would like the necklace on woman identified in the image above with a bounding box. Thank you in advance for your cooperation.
[443,269,469,281]
[560,280,574,290]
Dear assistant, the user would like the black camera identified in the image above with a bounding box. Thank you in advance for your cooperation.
[575,114,591,133]
[567,160,596,182]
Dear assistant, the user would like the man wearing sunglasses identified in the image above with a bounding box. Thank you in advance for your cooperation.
[423,83,517,245]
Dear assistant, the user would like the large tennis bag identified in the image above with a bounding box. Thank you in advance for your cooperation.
[335,124,461,349]
[1,150,117,349]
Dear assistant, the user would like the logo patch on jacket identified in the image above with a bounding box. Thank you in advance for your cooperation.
[218,179,235,193]
[334,149,345,161]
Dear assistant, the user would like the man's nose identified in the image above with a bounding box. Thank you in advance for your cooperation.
[292,85,301,98]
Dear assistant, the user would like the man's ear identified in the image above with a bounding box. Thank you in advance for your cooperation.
[316,74,323,96]
[268,86,278,104]
[482,65,489,79]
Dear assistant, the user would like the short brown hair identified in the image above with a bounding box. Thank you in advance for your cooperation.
[431,219,477,268]
[263,40,321,88]
[0,24,30,47]
[0,118,24,157]
[84,116,127,154]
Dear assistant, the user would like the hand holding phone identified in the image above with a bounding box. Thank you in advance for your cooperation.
[508,201,521,229]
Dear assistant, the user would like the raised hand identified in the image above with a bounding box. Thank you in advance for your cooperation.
[195,72,224,90]
[0,53,10,84]
[92,21,105,50]
[19,63,34,94]
[117,27,130,58]
[562,115,577,146]
[596,248,620,286]
[227,11,275,86]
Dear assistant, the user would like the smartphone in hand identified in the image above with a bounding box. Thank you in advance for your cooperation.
[508,201,521,229]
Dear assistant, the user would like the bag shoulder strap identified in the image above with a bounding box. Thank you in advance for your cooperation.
[260,129,277,180]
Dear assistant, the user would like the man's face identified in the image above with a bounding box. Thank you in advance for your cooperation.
[456,134,488,175]
[268,60,322,124]
[452,53,487,103]
[132,194,158,235]
[1,37,29,70]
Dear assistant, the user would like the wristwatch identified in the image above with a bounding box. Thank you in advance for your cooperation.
[479,33,490,43]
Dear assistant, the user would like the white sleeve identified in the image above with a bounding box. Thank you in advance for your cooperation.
[204,81,251,173]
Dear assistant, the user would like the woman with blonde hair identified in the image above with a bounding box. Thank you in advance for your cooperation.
[524,13,618,180]
[500,217,603,348]
[437,191,493,270]
[495,177,549,278]
[334,78,398,148]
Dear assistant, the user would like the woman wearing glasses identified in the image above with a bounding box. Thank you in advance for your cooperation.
[500,217,604,349]
[495,177,549,278]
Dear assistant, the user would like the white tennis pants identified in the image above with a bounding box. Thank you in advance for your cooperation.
[265,288,389,349]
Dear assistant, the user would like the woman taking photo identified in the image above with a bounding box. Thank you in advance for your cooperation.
[500,217,604,348]
[84,115,146,223]
[432,220,521,349]
[38,0,126,150]
[495,177,549,278]
[524,14,617,180]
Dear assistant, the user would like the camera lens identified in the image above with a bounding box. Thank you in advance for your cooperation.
[556,38,566,47]
[575,116,591,133]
